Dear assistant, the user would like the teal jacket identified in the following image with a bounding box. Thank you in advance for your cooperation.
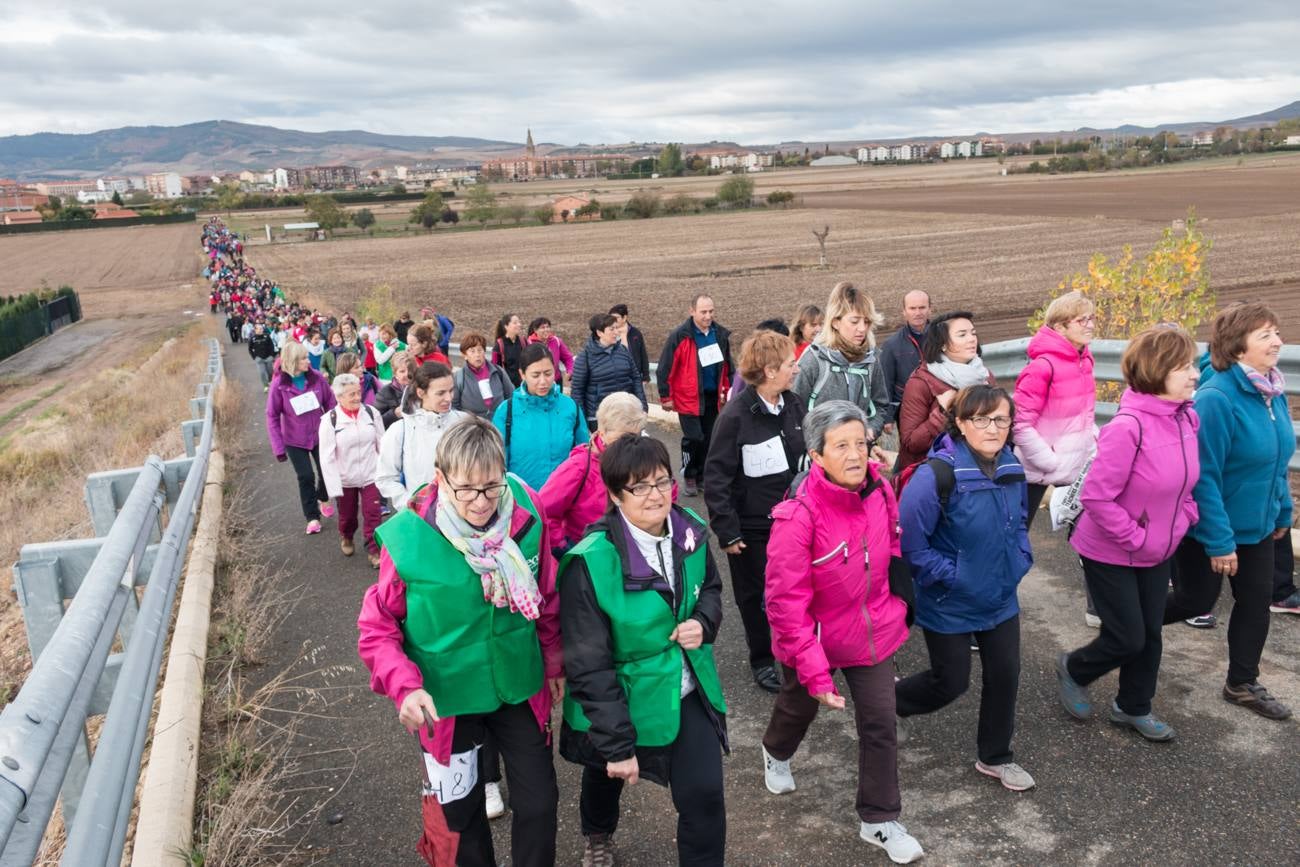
[492,384,589,491]
[1190,359,1294,557]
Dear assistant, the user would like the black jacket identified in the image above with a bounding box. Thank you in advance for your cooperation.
[879,323,926,423]
[702,387,806,546]
[625,324,650,383]
[374,381,405,428]
[570,337,648,423]
[394,317,413,343]
[247,332,276,360]
[558,508,727,785]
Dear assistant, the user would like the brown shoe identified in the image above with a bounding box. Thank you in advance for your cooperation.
[340,537,355,556]
[581,833,616,867]
[367,552,381,569]
[1223,681,1292,720]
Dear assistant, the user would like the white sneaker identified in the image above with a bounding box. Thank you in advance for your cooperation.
[1084,612,1101,629]
[860,820,924,863]
[484,781,505,819]
[762,745,796,794]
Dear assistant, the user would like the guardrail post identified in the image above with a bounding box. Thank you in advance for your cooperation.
[181,419,203,458]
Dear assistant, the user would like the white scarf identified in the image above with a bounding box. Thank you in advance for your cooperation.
[927,354,990,390]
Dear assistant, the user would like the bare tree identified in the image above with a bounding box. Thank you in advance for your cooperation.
[812,225,831,267]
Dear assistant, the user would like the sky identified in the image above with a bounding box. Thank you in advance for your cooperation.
[3,2,1300,145]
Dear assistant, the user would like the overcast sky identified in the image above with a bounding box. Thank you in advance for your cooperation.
[3,2,1299,144]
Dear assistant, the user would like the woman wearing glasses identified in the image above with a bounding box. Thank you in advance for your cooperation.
[558,435,728,867]
[897,385,1036,793]
[358,417,563,867]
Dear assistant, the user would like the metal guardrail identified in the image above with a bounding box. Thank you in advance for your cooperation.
[0,339,223,864]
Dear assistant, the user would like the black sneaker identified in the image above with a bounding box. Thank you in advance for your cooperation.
[1222,681,1293,721]
[752,665,782,693]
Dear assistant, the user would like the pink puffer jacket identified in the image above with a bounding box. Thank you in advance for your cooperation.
[1013,326,1097,485]
[765,462,909,697]
[539,437,608,548]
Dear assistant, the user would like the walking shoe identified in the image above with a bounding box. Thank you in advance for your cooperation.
[1222,681,1293,721]
[859,820,924,864]
[1107,702,1176,742]
[320,501,336,518]
[305,520,322,535]
[368,552,381,569]
[1184,614,1216,629]
[1055,653,1092,720]
[484,781,506,819]
[581,833,616,867]
[975,760,1036,792]
[340,537,355,556]
[683,478,699,497]
[752,665,782,693]
[1269,591,1300,614]
[1084,612,1102,629]
[762,745,796,794]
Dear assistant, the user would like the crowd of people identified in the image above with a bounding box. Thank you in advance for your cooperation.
[210,217,1300,866]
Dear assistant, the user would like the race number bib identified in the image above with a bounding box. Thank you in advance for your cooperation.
[742,436,789,478]
[697,343,723,368]
[289,391,321,415]
[477,378,494,400]
[420,746,480,805]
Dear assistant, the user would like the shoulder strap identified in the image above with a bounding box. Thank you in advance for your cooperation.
[329,408,338,430]
[454,367,464,390]
[806,353,834,411]
[505,396,514,455]
[928,457,956,510]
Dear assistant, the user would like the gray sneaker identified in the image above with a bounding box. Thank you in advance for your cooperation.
[975,760,1036,791]
[1108,702,1176,742]
[581,833,616,867]
[1055,652,1092,720]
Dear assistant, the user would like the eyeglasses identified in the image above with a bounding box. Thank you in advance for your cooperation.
[1072,315,1097,326]
[968,415,1012,430]
[449,481,508,503]
[623,478,674,498]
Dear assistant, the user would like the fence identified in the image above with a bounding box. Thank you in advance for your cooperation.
[0,291,83,362]
[0,213,196,236]
[0,339,222,864]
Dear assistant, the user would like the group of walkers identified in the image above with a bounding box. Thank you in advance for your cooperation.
[223,213,1298,865]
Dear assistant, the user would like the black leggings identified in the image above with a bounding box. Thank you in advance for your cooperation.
[725,531,774,671]
[285,445,328,521]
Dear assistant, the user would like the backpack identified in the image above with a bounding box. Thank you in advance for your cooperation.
[328,404,380,432]
[891,457,956,513]
[806,347,877,417]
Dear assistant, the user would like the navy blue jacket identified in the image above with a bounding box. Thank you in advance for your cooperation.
[570,337,648,423]
[898,435,1032,634]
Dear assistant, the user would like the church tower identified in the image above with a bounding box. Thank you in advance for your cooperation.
[526,128,536,159]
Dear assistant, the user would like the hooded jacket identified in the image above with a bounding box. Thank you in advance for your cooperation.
[266,368,336,457]
[656,318,733,417]
[898,436,1032,634]
[791,342,889,440]
[539,436,609,550]
[374,380,405,428]
[570,337,648,422]
[1012,327,1097,485]
[375,407,471,510]
[1190,359,1295,556]
[879,323,926,422]
[318,404,384,498]
[766,462,910,698]
[491,384,589,491]
[896,365,996,473]
[1070,389,1200,568]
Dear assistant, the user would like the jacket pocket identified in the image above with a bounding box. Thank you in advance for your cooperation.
[812,541,848,566]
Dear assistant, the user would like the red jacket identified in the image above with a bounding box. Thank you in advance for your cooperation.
[655,318,733,417]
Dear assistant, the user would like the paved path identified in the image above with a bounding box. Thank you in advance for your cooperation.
[224,344,1300,866]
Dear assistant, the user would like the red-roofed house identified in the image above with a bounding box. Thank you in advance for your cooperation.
[3,211,43,225]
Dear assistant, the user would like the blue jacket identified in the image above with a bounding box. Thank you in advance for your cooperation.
[570,337,648,422]
[492,384,589,491]
[1190,359,1294,557]
[898,435,1032,634]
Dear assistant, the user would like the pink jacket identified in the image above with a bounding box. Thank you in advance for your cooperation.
[1070,389,1200,567]
[1013,326,1097,485]
[356,482,563,758]
[529,333,575,376]
[539,436,608,549]
[317,405,383,498]
[765,462,910,697]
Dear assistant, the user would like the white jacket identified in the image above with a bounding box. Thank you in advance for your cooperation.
[376,407,471,509]
[318,405,384,498]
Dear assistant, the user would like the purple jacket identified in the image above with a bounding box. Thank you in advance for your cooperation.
[266,368,337,457]
[1070,389,1200,568]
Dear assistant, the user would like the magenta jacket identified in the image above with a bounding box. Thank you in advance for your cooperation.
[539,436,609,550]
[528,333,575,376]
[1013,326,1097,485]
[1070,389,1200,568]
[356,482,563,759]
[766,461,910,697]
[265,368,336,458]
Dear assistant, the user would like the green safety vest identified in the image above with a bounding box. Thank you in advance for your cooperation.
[374,476,544,719]
[558,513,727,747]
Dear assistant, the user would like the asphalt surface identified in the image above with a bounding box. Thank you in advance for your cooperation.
[224,344,1300,866]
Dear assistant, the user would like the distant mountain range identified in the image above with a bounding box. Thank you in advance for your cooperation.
[3,101,1298,179]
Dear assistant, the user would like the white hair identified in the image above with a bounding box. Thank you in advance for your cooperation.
[331,373,360,396]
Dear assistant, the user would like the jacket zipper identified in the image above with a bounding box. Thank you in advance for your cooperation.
[861,542,877,664]
[812,541,848,566]
[1164,409,1190,562]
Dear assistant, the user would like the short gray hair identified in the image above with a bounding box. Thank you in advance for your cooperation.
[435,416,505,480]
[804,400,868,453]
[596,392,646,437]
[331,373,360,396]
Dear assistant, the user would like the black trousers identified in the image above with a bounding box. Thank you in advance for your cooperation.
[1167,535,1275,687]
[1025,483,1048,529]
[895,615,1020,766]
[725,530,774,671]
[284,445,327,521]
[579,691,725,866]
[1066,556,1169,716]
[1274,528,1297,603]
[442,700,558,867]
[679,392,720,483]
[479,734,502,784]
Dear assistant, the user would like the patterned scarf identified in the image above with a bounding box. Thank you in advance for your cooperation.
[433,481,542,621]
[1239,362,1285,399]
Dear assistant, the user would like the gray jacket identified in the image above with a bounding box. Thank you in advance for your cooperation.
[451,362,513,419]
[791,342,889,439]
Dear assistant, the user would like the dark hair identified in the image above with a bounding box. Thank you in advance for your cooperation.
[601,435,673,497]
[459,330,489,353]
[494,314,517,342]
[411,323,439,350]
[518,342,554,373]
[755,317,790,336]
[406,360,454,412]
[946,384,1015,441]
[922,311,978,364]
[1122,326,1197,394]
[527,316,551,336]
[791,304,822,344]
[1208,301,1279,372]
[609,303,629,318]
[335,352,361,375]
[589,313,617,337]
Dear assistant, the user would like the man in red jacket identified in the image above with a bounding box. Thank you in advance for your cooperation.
[656,294,733,497]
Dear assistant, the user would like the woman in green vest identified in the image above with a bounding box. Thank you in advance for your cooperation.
[358,416,563,867]
[559,435,728,867]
